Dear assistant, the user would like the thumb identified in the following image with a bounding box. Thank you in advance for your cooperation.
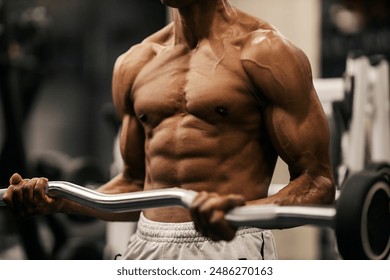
[9,173,23,185]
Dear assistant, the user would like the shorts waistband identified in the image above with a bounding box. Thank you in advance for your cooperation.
[136,212,266,243]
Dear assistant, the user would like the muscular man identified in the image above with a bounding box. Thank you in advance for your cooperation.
[3,0,335,259]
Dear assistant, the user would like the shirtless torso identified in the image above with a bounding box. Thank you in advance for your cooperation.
[110,5,334,224]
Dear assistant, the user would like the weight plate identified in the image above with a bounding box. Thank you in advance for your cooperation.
[335,170,390,260]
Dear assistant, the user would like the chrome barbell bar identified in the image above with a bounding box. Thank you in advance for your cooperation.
[0,181,336,229]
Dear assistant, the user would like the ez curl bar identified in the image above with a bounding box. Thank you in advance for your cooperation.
[1,169,389,260]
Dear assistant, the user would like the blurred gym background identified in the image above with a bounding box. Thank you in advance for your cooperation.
[0,0,389,260]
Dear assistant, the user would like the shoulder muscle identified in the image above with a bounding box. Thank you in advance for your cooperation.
[112,43,156,117]
[241,31,314,107]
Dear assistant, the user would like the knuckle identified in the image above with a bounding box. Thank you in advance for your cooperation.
[13,186,23,197]
[198,203,212,215]
[210,211,224,225]
[33,185,41,195]
[21,183,31,192]
[37,177,48,186]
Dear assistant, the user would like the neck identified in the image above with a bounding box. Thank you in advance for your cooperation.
[170,0,236,49]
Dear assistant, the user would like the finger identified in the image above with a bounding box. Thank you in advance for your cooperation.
[9,173,23,185]
[215,194,246,211]
[20,180,37,216]
[191,191,215,209]
[12,182,27,217]
[10,177,37,217]
[190,192,212,235]
[196,196,229,239]
[197,194,245,217]
[194,194,236,240]
[21,178,38,214]
[209,210,236,241]
[23,179,36,205]
[194,194,245,241]
[33,178,49,204]
[2,185,15,208]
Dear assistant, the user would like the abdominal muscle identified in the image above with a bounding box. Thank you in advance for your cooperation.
[141,115,275,223]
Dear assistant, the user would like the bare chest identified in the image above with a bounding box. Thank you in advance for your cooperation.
[131,44,260,127]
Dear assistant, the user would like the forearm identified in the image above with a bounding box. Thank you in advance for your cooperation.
[248,173,335,206]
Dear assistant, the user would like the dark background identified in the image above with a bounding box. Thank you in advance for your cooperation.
[321,0,390,77]
[0,0,166,260]
[0,0,166,187]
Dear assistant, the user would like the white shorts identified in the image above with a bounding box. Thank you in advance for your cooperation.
[120,213,277,260]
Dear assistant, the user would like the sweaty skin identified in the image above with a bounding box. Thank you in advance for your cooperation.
[4,0,335,242]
